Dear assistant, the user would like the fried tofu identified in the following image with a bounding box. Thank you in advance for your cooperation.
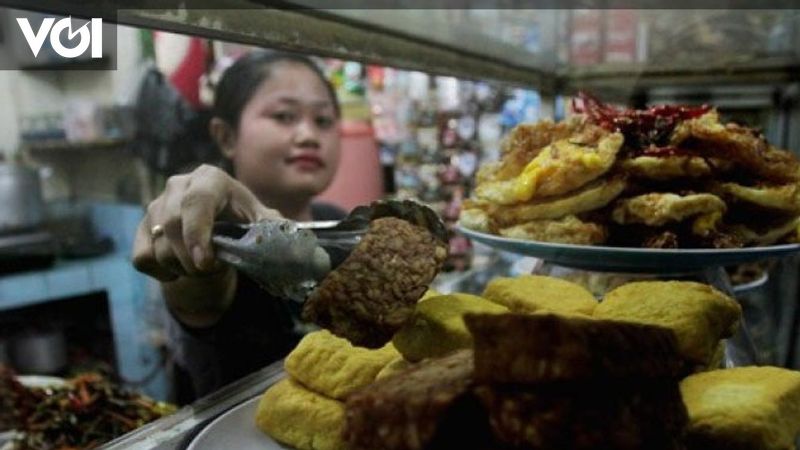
[419,288,442,302]
[681,366,800,450]
[392,294,508,362]
[284,330,400,400]
[482,275,598,316]
[375,356,413,381]
[498,215,607,245]
[255,378,347,450]
[595,281,742,366]
[465,313,686,383]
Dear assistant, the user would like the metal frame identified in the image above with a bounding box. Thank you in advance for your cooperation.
[1,1,799,98]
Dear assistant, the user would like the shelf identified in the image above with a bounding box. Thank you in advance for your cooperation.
[559,57,800,100]
[23,138,130,155]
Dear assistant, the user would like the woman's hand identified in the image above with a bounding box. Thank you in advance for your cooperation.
[133,164,282,281]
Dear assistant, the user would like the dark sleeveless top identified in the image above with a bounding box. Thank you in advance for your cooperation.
[169,202,347,402]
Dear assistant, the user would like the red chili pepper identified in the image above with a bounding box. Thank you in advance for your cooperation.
[572,91,711,151]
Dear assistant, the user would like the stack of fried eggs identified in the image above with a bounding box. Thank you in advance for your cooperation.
[255,276,800,450]
[459,93,800,248]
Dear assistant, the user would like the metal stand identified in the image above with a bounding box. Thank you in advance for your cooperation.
[700,266,760,367]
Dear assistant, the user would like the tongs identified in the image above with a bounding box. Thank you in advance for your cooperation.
[210,200,447,303]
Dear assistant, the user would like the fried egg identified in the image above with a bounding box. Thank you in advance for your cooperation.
[475,125,623,205]
[711,181,800,213]
[498,215,607,245]
[671,111,800,183]
[620,155,732,181]
[489,175,626,227]
[611,193,727,233]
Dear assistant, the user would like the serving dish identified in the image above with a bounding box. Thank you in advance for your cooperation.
[187,393,288,450]
[459,226,800,274]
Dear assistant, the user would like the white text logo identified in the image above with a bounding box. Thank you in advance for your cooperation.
[16,17,102,59]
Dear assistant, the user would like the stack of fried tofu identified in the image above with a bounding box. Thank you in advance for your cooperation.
[258,277,800,450]
[255,329,401,450]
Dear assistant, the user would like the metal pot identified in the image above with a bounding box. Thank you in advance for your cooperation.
[0,339,8,366]
[0,164,44,234]
[10,329,67,375]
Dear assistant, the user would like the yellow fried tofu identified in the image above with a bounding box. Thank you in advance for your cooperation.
[705,341,726,371]
[482,275,598,316]
[391,293,508,362]
[681,366,800,450]
[284,330,400,400]
[374,356,413,380]
[255,378,346,450]
[419,288,442,302]
[595,281,741,366]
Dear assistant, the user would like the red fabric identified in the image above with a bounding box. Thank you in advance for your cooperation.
[167,38,207,108]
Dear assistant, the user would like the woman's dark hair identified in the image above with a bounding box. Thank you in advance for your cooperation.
[213,51,340,129]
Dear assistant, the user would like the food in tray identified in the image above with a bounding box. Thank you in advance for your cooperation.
[460,92,800,248]
[595,281,742,368]
[482,274,597,315]
[464,313,687,383]
[474,380,687,450]
[496,214,608,245]
[256,276,800,450]
[284,330,400,400]
[391,293,508,362]
[344,349,488,450]
[474,123,623,204]
[256,378,347,450]
[302,217,448,348]
[375,356,412,381]
[258,328,404,450]
[681,366,800,450]
[0,368,174,450]
[0,366,23,432]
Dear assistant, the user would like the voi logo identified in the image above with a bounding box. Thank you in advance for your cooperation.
[16,16,103,59]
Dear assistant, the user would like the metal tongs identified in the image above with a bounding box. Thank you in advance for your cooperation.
[210,200,447,303]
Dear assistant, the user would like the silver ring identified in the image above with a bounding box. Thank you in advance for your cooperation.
[150,224,165,239]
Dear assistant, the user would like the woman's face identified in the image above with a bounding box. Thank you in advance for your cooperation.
[228,62,341,202]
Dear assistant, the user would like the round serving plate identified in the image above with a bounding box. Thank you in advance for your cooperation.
[187,396,290,450]
[458,226,800,274]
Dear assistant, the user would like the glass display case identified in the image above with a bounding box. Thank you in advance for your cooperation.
[2,2,800,449]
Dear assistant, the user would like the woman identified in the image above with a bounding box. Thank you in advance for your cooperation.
[132,51,344,402]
